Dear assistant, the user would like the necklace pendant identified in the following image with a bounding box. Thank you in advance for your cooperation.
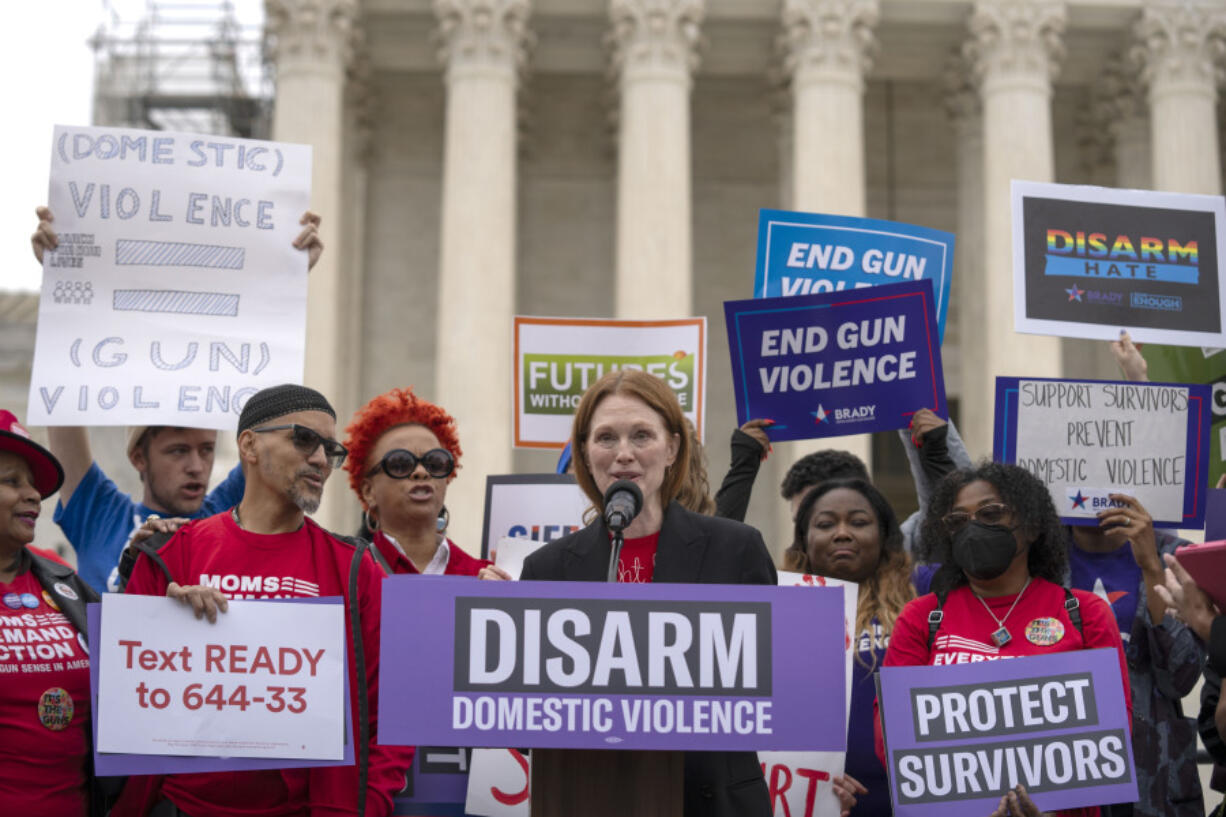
[990,626,1012,648]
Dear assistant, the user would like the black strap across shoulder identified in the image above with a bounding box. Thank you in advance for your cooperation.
[118,532,175,593]
[926,590,948,652]
[926,586,1085,653]
[346,536,372,817]
[1063,588,1084,638]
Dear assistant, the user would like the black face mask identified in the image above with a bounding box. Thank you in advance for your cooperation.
[951,521,1019,581]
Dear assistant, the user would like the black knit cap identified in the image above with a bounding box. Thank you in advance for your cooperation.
[238,384,336,435]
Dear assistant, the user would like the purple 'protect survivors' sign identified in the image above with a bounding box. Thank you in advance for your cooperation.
[724,279,947,442]
[878,649,1136,816]
[378,576,846,752]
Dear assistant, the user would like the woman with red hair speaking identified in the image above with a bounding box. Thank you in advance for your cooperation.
[344,388,498,577]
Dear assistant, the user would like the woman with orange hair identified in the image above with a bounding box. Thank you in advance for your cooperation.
[344,388,497,577]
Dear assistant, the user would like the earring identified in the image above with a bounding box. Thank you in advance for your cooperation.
[363,508,380,532]
[436,506,450,535]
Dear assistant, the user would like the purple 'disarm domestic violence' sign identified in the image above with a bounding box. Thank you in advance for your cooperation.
[724,279,946,442]
[878,649,1136,816]
[378,576,846,752]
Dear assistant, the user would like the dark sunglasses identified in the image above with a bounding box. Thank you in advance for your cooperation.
[366,448,455,479]
[251,424,348,469]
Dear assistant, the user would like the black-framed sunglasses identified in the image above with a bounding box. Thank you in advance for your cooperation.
[366,448,455,480]
[251,424,348,469]
[941,503,1013,535]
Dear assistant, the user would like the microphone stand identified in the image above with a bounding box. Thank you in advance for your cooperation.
[606,529,624,583]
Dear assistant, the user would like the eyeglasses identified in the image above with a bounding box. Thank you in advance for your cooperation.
[251,424,348,469]
[941,503,1012,535]
[366,448,455,480]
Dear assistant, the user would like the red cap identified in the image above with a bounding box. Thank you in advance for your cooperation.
[0,410,64,498]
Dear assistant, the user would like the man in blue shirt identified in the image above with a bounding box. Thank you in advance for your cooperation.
[48,425,245,593]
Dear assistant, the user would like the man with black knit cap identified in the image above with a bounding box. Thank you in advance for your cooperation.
[115,384,414,817]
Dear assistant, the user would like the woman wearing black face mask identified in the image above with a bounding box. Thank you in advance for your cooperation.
[880,463,1131,817]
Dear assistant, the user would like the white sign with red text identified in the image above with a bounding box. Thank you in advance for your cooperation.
[760,571,860,817]
[96,594,345,759]
[466,748,532,817]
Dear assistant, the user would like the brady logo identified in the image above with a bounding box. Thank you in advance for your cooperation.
[507,523,579,543]
[1086,290,1123,306]
[1066,489,1124,514]
[834,405,876,423]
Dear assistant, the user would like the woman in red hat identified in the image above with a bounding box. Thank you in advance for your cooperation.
[0,409,105,816]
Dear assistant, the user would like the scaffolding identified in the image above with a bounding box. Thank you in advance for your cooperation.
[90,0,271,138]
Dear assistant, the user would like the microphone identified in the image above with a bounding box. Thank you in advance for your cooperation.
[604,480,643,583]
[603,479,643,533]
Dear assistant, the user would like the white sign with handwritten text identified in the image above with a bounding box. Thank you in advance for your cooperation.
[28,125,312,428]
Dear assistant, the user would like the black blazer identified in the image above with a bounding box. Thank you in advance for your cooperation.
[521,501,776,817]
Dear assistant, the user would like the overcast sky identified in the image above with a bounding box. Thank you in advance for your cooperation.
[0,0,263,293]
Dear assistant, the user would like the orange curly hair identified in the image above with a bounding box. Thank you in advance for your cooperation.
[343,388,463,507]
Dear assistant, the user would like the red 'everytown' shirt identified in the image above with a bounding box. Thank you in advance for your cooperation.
[617,532,659,583]
[115,512,414,817]
[881,577,1132,817]
[0,570,91,817]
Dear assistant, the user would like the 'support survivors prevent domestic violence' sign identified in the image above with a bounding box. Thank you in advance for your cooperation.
[993,377,1210,528]
[513,316,706,448]
[1012,180,1226,347]
[754,209,956,343]
[724,280,947,442]
[378,577,846,752]
[29,124,312,428]
[879,649,1136,816]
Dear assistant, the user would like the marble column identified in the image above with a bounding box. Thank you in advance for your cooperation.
[333,47,374,534]
[434,0,530,553]
[1134,0,1226,196]
[777,0,878,476]
[944,54,984,425]
[265,0,357,531]
[960,0,1066,459]
[1094,53,1152,191]
[609,0,703,318]
[781,0,877,217]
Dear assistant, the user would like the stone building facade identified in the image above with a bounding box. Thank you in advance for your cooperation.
[263,0,1226,553]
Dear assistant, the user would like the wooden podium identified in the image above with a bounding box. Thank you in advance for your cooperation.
[529,748,684,817]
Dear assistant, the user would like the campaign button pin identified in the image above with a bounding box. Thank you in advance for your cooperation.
[53,582,79,602]
[41,590,60,612]
[20,593,39,609]
[3,593,22,610]
[37,687,74,731]
[1025,616,1065,646]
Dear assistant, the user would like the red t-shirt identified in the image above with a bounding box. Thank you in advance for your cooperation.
[116,512,417,817]
[617,532,659,583]
[0,570,91,817]
[880,577,1131,817]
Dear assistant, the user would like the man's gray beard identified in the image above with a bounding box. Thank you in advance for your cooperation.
[288,483,321,515]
